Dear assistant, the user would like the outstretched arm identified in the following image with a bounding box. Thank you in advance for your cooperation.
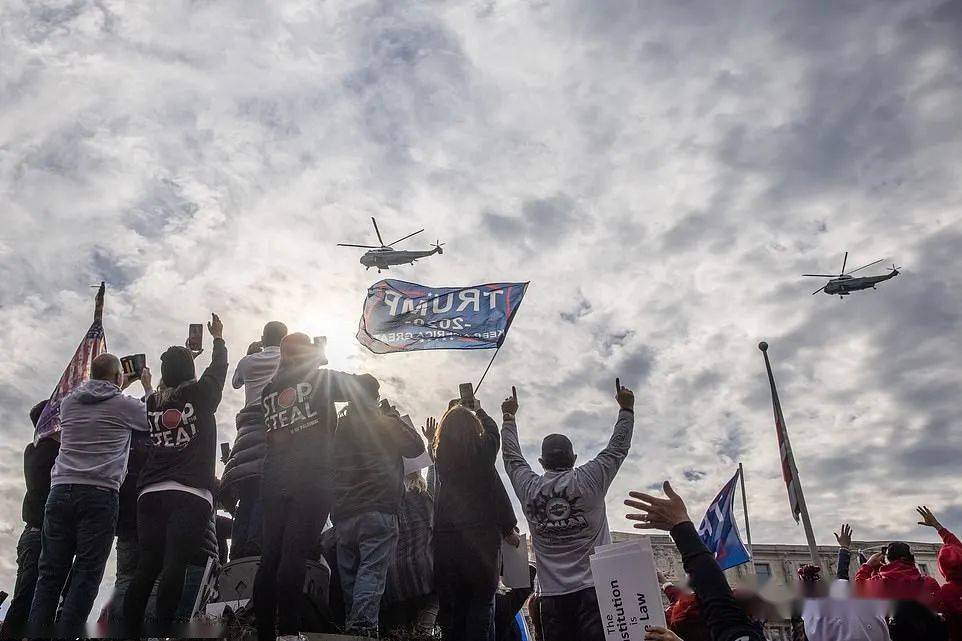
[834,523,853,580]
[195,314,229,411]
[918,505,962,548]
[475,408,501,464]
[578,382,635,495]
[625,482,766,641]
[500,388,538,499]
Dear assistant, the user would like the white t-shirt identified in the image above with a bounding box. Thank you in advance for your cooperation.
[232,346,282,407]
[801,597,891,641]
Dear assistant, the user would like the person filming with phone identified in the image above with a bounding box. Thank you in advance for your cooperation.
[122,313,229,636]
[432,386,519,641]
[500,379,635,641]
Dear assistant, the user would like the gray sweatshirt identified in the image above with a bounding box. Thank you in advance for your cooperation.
[501,408,634,596]
[51,379,150,491]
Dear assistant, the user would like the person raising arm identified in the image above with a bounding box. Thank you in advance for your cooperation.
[625,481,766,641]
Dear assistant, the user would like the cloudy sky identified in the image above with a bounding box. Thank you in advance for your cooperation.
[2,0,962,615]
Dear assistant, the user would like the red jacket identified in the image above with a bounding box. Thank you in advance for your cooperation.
[937,527,962,639]
[855,557,942,610]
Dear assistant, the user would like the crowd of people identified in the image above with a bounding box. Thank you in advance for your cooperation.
[0,305,959,641]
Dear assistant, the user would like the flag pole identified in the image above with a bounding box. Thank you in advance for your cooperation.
[474,345,502,393]
[737,462,756,574]
[758,341,820,566]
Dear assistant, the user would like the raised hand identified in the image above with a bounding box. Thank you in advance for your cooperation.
[502,386,519,416]
[917,505,943,530]
[616,377,634,410]
[140,366,153,393]
[624,481,691,531]
[208,313,223,339]
[422,417,438,443]
[834,523,853,548]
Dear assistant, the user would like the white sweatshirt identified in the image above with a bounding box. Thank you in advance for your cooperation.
[501,408,634,596]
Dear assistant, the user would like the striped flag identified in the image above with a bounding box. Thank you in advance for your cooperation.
[34,284,108,442]
[759,342,803,522]
[759,341,821,563]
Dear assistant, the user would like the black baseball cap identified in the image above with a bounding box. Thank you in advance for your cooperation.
[541,434,575,469]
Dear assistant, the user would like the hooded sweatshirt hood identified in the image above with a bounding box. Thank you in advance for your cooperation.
[939,543,962,583]
[72,379,122,404]
[161,345,196,388]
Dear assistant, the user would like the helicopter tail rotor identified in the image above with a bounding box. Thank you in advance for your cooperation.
[433,240,445,255]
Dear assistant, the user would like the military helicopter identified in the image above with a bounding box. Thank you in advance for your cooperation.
[803,252,899,298]
[338,217,444,272]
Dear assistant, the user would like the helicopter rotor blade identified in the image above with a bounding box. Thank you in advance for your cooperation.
[847,257,886,275]
[802,274,838,277]
[338,243,380,249]
[388,229,424,246]
[839,251,848,276]
[371,217,385,246]
[812,285,827,295]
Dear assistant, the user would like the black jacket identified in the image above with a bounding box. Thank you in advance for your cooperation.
[139,338,228,492]
[331,404,424,522]
[116,431,150,541]
[222,404,267,489]
[671,521,766,641]
[434,408,516,536]
[260,366,355,495]
[22,438,60,528]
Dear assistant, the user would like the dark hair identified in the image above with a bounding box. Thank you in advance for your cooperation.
[262,321,288,347]
[887,542,915,564]
[434,406,483,462]
[90,353,121,382]
[29,400,48,427]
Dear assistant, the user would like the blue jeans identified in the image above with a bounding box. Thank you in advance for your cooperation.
[336,511,399,631]
[0,526,43,637]
[28,484,119,637]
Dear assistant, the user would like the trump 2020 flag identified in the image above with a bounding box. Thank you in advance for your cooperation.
[697,470,751,571]
[35,284,108,442]
[357,279,528,354]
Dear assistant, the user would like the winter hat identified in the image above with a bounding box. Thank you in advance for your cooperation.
[938,542,962,583]
[279,332,315,369]
[541,434,575,469]
[161,345,196,388]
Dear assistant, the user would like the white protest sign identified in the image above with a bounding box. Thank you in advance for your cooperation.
[590,537,667,640]
[501,533,530,588]
[400,414,434,475]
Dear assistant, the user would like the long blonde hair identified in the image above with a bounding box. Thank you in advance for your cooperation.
[433,405,483,462]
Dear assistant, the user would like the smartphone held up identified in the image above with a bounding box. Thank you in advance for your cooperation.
[187,323,204,351]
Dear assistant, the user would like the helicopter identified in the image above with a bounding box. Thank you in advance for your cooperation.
[338,217,444,272]
[803,251,899,298]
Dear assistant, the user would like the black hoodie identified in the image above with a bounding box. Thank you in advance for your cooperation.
[139,338,228,493]
[260,365,355,496]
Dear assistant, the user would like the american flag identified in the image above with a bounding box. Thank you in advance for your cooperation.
[35,285,108,442]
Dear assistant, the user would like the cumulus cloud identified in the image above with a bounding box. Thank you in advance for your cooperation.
[1,0,961,616]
